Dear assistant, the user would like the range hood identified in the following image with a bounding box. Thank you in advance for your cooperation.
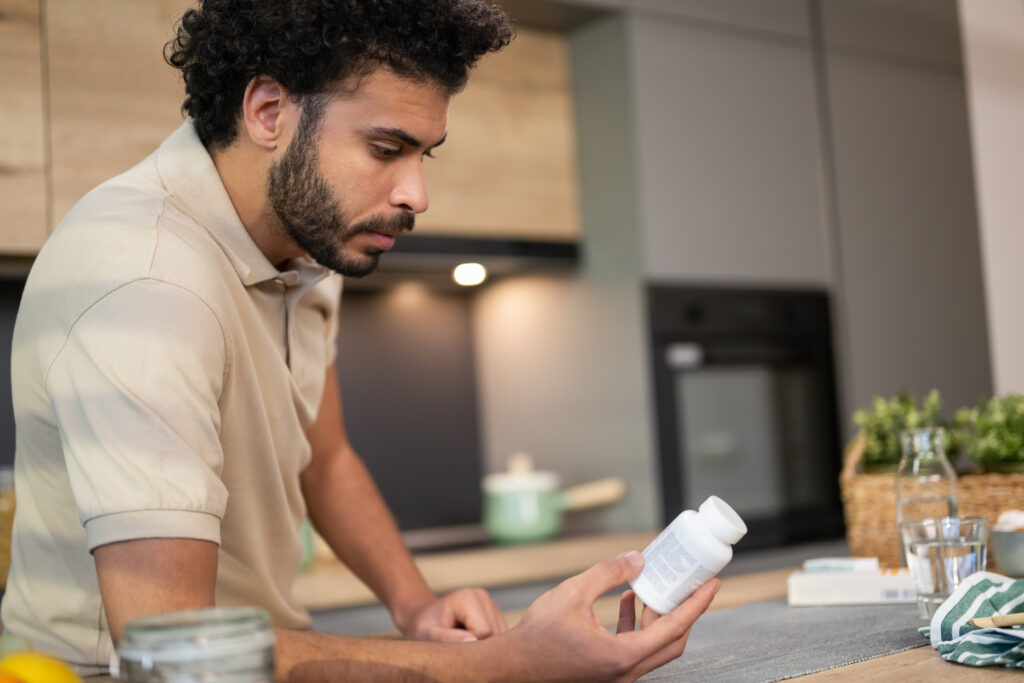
[350,234,579,290]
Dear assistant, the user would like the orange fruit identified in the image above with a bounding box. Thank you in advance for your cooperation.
[0,652,80,683]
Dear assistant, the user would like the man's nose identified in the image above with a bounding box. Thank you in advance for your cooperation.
[390,162,430,214]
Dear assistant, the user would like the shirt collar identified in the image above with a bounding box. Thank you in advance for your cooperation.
[155,120,331,289]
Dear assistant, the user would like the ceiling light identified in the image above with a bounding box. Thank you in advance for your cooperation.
[452,262,487,286]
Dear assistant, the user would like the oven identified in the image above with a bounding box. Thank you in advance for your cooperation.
[648,285,845,549]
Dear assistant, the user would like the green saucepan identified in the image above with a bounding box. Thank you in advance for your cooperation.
[482,455,626,544]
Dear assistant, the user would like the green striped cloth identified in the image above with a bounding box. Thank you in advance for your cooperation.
[922,571,1024,667]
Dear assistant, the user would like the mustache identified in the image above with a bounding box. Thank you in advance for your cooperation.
[352,212,415,236]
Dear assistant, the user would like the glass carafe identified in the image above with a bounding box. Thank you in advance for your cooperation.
[895,427,958,561]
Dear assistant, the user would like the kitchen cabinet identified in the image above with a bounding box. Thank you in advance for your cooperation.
[0,0,48,253]
[45,0,190,225]
[627,14,830,287]
[417,28,581,241]
[824,49,991,418]
[820,0,962,67]
[624,0,810,39]
[38,1,579,243]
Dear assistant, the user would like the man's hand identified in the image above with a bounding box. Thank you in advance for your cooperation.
[394,588,507,642]
[277,553,718,682]
[304,369,509,646]
[505,551,720,682]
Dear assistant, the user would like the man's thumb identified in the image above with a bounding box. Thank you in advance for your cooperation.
[573,551,645,603]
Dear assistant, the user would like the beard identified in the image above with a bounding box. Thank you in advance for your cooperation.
[266,106,413,278]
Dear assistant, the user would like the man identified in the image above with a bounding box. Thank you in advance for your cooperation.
[2,1,719,680]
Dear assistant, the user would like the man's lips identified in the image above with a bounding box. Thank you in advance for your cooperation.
[364,231,399,250]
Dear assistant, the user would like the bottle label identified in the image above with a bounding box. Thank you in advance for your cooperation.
[643,529,716,606]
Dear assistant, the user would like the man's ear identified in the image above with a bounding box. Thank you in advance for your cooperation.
[240,76,297,151]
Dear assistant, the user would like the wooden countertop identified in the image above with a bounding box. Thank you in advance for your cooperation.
[294,531,659,611]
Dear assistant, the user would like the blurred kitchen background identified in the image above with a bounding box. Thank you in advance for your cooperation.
[0,0,1021,553]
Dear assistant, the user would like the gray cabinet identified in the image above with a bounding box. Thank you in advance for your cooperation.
[820,0,962,66]
[628,15,829,286]
[563,0,811,38]
[824,49,991,416]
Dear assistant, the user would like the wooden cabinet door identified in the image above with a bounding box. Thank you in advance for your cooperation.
[43,6,579,242]
[45,0,189,226]
[0,0,48,253]
[417,28,581,242]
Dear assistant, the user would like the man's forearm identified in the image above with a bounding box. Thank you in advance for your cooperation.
[276,628,525,682]
[301,445,434,627]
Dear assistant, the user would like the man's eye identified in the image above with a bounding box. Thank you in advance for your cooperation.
[373,145,401,159]
[422,149,436,160]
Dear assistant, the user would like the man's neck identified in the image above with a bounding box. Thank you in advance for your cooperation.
[210,142,301,269]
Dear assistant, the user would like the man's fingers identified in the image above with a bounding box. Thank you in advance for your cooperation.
[488,601,508,635]
[427,625,478,643]
[459,601,496,639]
[451,589,506,638]
[476,606,506,636]
[617,590,637,633]
[614,581,718,679]
[480,591,508,635]
[640,602,659,628]
[566,551,645,604]
[628,625,694,679]
[618,578,719,652]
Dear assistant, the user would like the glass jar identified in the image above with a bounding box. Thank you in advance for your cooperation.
[117,607,275,682]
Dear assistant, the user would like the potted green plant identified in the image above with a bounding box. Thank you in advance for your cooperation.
[852,389,947,473]
[955,394,1024,473]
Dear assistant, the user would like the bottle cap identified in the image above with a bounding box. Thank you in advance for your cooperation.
[698,495,747,544]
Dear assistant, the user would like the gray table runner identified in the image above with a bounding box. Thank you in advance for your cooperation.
[640,599,928,682]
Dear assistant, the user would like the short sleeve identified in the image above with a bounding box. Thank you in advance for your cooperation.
[45,279,230,551]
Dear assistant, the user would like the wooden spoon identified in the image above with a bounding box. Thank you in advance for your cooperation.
[970,612,1024,628]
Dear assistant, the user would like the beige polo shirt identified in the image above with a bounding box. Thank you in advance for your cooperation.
[1,121,342,673]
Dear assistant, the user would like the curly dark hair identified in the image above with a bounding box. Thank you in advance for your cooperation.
[165,0,513,148]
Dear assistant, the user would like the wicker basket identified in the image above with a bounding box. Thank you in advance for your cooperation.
[839,436,1024,568]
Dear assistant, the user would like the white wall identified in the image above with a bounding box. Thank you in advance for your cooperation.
[958,0,1024,395]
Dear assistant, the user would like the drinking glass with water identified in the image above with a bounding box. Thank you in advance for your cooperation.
[900,516,988,619]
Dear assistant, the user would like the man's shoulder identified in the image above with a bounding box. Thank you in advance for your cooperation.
[36,157,233,295]
[43,154,172,273]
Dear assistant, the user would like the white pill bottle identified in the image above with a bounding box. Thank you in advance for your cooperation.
[629,495,747,614]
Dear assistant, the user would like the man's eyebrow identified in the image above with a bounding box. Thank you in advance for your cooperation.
[368,127,446,150]
[428,132,447,151]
